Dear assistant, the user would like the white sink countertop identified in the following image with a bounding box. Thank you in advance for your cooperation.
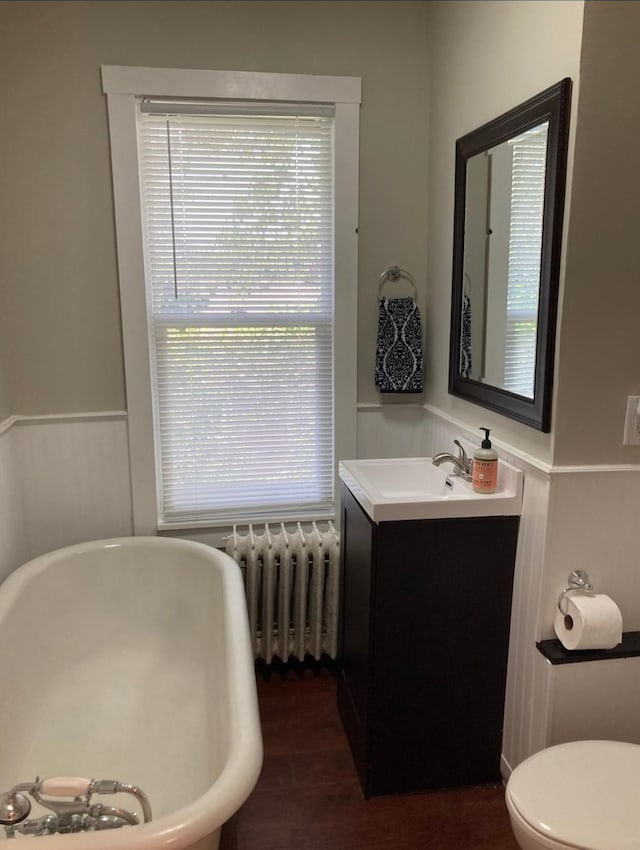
[338,456,523,522]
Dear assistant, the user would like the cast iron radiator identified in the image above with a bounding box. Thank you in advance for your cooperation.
[225,522,340,663]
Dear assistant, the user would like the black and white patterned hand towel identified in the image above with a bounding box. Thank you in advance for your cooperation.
[375,296,423,393]
[460,292,472,378]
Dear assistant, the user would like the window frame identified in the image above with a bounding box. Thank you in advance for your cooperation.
[102,66,360,534]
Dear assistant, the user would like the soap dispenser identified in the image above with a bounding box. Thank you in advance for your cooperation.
[472,428,498,493]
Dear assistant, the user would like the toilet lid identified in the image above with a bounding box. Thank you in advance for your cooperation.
[507,741,640,850]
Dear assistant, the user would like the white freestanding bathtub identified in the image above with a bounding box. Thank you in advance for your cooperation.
[0,537,263,850]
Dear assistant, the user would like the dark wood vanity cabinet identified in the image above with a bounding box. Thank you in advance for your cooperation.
[337,483,519,798]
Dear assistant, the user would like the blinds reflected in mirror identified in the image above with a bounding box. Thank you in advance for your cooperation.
[504,123,548,397]
[460,123,548,400]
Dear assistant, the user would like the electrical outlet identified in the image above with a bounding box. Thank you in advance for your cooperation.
[623,395,640,446]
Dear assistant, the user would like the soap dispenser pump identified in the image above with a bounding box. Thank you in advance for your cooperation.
[472,427,498,493]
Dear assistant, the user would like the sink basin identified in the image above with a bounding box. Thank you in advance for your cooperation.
[338,456,523,522]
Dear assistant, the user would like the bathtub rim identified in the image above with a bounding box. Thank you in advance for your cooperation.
[0,536,263,850]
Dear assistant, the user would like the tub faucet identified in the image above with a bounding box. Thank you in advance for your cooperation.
[432,440,472,482]
[0,777,152,838]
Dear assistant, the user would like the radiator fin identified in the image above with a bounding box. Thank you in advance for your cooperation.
[225,522,340,663]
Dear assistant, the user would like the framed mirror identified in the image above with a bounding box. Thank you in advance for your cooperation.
[449,78,571,432]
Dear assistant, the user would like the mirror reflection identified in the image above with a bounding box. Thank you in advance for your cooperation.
[449,78,571,432]
[460,122,548,399]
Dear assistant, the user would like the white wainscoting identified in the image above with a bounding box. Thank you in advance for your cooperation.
[356,403,429,459]
[529,466,640,759]
[541,467,640,634]
[501,469,553,775]
[356,402,487,460]
[544,653,640,747]
[0,420,30,583]
[1,403,638,777]
[0,414,133,576]
[17,414,133,558]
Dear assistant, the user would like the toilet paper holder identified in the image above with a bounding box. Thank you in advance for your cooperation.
[558,570,594,614]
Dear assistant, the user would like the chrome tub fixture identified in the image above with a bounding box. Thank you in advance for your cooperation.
[0,776,151,837]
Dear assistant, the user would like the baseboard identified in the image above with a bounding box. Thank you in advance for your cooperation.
[500,753,513,783]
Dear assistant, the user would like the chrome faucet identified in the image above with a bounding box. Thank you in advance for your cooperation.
[0,777,152,838]
[432,440,472,481]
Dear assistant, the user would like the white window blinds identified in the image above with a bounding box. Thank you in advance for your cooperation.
[136,102,336,526]
[504,123,548,397]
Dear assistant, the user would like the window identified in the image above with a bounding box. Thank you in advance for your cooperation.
[103,67,360,533]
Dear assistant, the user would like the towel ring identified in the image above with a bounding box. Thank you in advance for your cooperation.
[377,265,417,300]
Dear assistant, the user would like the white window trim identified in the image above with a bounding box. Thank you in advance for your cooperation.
[102,66,360,534]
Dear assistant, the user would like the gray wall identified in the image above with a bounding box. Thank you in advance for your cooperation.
[425,0,584,465]
[0,291,9,420]
[0,0,430,415]
[0,357,9,422]
[553,0,640,466]
[4,1,636,469]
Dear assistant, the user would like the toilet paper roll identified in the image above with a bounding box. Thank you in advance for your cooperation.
[553,593,623,650]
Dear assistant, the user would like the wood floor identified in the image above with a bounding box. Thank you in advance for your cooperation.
[220,666,520,850]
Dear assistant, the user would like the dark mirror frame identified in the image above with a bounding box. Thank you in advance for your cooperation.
[448,78,572,433]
